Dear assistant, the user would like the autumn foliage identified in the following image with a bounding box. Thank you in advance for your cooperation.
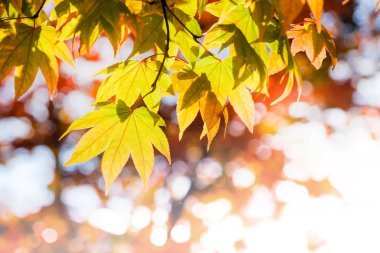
[0,0,341,190]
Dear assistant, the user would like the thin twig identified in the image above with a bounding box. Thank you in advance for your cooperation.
[0,0,46,21]
[131,0,171,110]
[163,1,220,61]
[164,3,202,40]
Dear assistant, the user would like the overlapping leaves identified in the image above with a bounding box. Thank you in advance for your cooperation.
[95,59,171,112]
[0,0,341,189]
[0,20,74,98]
[173,56,256,148]
[53,0,129,54]
[287,19,337,69]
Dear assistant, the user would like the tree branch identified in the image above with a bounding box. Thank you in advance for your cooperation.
[164,3,202,40]
[0,0,47,22]
[163,1,220,61]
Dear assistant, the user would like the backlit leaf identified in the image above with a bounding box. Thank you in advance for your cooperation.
[306,0,323,32]
[54,0,129,54]
[96,59,171,112]
[193,56,235,104]
[274,0,306,33]
[229,84,255,133]
[288,19,337,69]
[0,21,74,98]
[63,101,170,191]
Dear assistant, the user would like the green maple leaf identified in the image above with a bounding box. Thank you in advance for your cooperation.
[96,59,171,112]
[0,21,74,98]
[61,101,171,191]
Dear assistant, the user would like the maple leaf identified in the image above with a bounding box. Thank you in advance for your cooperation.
[1,0,45,16]
[267,37,290,75]
[170,7,203,62]
[55,0,129,54]
[174,58,256,146]
[200,91,224,138]
[173,65,225,147]
[0,21,74,98]
[229,84,255,133]
[204,25,268,95]
[198,0,207,16]
[306,0,323,32]
[193,56,235,104]
[206,0,272,44]
[0,0,342,193]
[271,61,302,105]
[173,68,209,140]
[199,84,255,146]
[287,19,337,69]
[170,7,202,37]
[96,59,171,112]
[274,0,306,33]
[129,14,167,57]
[267,36,302,104]
[200,97,223,150]
[0,0,21,15]
[61,101,171,191]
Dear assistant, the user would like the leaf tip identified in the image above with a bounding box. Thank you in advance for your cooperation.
[206,141,212,151]
[59,131,70,141]
[63,161,72,167]
[141,174,150,186]
[49,90,56,101]
[270,97,282,106]
[104,183,112,195]
[165,152,172,165]
[179,131,184,141]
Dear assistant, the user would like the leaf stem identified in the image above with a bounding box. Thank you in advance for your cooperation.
[131,0,171,110]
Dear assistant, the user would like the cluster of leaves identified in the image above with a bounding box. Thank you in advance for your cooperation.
[0,0,339,190]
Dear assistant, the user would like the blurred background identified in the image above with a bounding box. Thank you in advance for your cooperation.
[2,0,380,252]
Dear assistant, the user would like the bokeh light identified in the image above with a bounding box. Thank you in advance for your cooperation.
[2,1,380,252]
